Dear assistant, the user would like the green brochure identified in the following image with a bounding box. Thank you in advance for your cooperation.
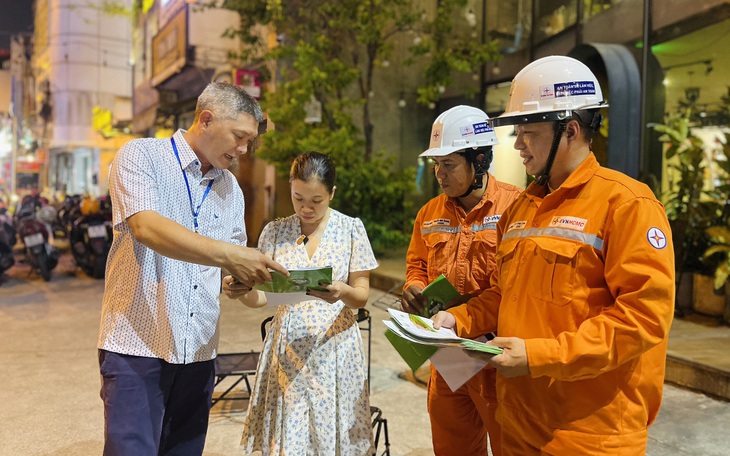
[420,274,463,317]
[384,328,438,372]
[254,266,333,293]
[384,308,503,356]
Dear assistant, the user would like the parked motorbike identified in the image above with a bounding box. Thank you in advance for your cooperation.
[0,207,16,276]
[69,196,112,279]
[15,194,59,281]
[56,194,83,239]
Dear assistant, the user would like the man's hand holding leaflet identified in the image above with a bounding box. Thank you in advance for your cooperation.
[419,274,468,317]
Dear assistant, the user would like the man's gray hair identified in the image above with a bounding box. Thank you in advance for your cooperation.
[195,82,264,123]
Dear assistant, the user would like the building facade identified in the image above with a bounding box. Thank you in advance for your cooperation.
[132,0,277,243]
[481,0,728,193]
[33,0,134,198]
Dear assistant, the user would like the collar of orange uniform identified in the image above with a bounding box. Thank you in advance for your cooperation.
[525,153,600,200]
[445,172,496,218]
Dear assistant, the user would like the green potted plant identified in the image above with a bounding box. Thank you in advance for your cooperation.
[654,110,723,316]
[702,145,730,323]
[705,221,730,288]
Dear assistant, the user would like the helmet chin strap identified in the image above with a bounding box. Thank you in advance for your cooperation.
[458,161,487,198]
[535,121,567,187]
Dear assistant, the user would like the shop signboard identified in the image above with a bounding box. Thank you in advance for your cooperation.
[159,0,186,29]
[151,8,188,87]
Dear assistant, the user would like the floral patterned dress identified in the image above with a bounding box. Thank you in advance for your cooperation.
[241,209,378,456]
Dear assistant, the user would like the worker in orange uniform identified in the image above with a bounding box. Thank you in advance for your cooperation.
[433,56,675,455]
[401,105,522,456]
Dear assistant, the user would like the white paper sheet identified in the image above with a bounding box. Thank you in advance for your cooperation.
[386,308,463,342]
[430,346,488,392]
[264,291,310,307]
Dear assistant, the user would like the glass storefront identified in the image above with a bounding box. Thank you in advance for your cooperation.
[486,1,625,50]
[652,19,730,198]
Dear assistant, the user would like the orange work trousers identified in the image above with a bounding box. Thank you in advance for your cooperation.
[427,365,501,456]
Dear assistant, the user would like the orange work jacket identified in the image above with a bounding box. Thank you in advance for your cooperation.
[405,173,522,296]
[449,154,675,454]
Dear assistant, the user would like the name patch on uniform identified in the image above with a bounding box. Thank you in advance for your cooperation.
[549,216,587,231]
[507,221,526,232]
[647,227,667,249]
[483,215,501,224]
[423,218,451,228]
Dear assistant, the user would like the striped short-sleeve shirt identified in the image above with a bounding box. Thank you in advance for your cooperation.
[98,129,247,364]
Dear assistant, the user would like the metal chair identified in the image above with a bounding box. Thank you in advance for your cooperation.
[357,308,391,456]
[211,317,272,407]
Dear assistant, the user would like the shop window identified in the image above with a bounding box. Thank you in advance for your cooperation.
[652,19,729,204]
[535,0,578,42]
[485,82,512,117]
[485,0,532,54]
[583,0,619,20]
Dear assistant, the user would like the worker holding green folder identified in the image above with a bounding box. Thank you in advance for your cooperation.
[433,56,675,455]
[401,105,522,456]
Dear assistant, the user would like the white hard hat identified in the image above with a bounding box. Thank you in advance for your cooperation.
[490,55,608,128]
[420,105,498,157]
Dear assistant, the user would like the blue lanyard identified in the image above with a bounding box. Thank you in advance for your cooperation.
[171,137,214,233]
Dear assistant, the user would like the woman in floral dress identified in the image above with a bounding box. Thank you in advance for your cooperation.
[224,151,378,455]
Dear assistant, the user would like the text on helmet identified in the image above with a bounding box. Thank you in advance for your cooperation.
[540,81,596,99]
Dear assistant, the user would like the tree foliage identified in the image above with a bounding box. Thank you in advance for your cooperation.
[219,0,501,253]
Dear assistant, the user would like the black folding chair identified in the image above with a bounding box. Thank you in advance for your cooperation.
[357,308,391,456]
[211,317,272,407]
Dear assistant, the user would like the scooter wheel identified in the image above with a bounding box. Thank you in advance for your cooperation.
[37,250,52,281]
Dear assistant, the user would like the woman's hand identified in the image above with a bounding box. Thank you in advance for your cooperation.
[306,281,345,304]
[222,274,253,299]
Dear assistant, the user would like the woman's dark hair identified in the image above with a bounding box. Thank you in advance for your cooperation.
[289,151,337,194]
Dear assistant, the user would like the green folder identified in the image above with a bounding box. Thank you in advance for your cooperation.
[384,329,438,372]
[420,274,463,317]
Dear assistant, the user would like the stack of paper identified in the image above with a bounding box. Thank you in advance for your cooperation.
[384,308,503,391]
[384,308,503,355]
